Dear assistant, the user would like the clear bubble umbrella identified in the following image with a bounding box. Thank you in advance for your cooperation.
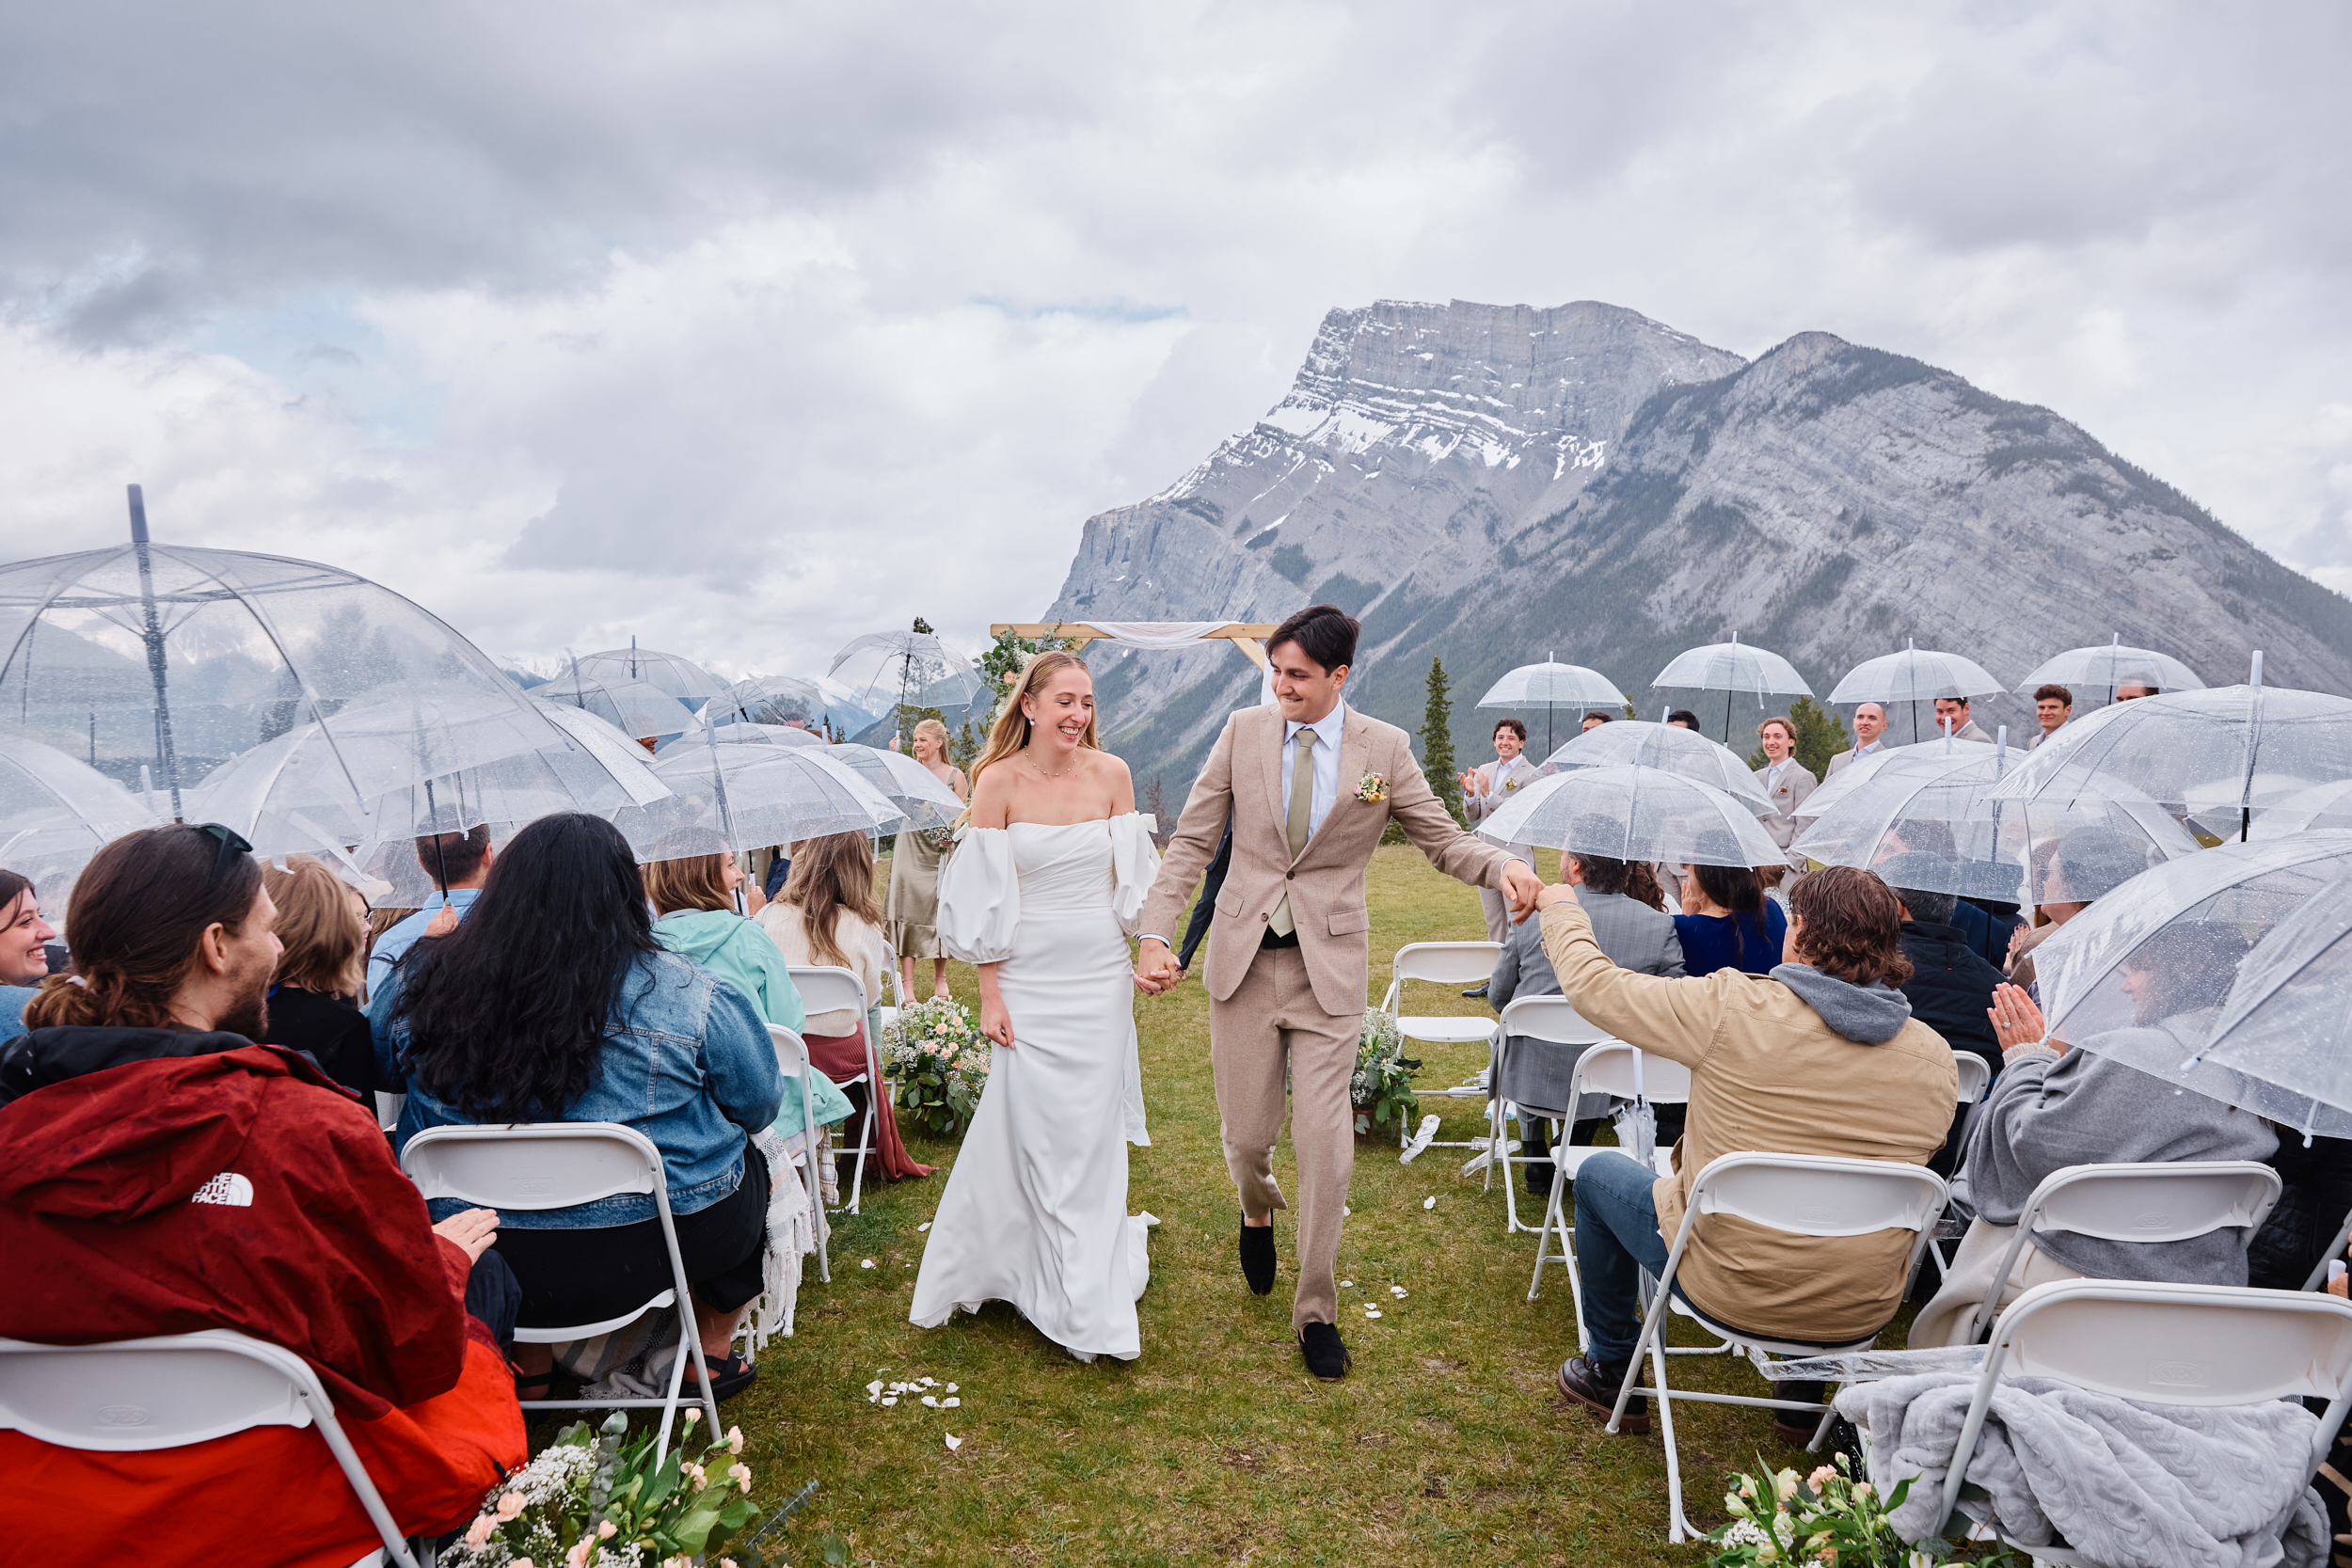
[537,671,694,741]
[569,640,726,707]
[1650,633,1814,746]
[655,722,827,759]
[0,735,165,908]
[1990,657,2352,842]
[1475,656,1627,754]
[2015,634,2206,705]
[612,744,904,869]
[1539,720,1770,810]
[702,674,826,730]
[1826,639,2006,745]
[2243,780,2352,841]
[828,626,985,739]
[0,488,558,821]
[2031,833,2352,1142]
[822,744,967,832]
[1475,764,1789,869]
[1789,741,2197,903]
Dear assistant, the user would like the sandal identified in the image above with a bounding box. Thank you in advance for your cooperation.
[696,1351,758,1402]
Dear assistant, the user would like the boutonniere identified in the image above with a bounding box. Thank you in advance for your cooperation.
[1502,777,1519,792]
[1356,773,1388,803]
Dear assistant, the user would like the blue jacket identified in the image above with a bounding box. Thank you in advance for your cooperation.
[0,985,34,1040]
[370,948,784,1228]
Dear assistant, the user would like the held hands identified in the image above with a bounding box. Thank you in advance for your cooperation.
[432,1206,500,1264]
[1534,882,1576,911]
[1987,982,2063,1054]
[1134,937,1181,996]
[1501,860,1545,922]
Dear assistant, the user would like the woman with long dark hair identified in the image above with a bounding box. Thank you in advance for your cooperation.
[371,813,783,1400]
[1672,861,1788,977]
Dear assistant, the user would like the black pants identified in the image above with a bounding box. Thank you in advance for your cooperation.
[493,1156,770,1329]
[465,1249,521,1354]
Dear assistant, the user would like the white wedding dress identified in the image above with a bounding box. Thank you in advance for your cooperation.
[910,813,1161,1361]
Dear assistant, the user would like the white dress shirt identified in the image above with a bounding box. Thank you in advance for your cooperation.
[1764,758,1789,795]
[1280,700,1348,840]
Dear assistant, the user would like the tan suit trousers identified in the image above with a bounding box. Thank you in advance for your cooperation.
[1213,942,1359,1330]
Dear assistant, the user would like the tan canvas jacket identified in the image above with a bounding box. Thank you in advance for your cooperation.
[1141,704,1514,1016]
[1538,897,1956,1343]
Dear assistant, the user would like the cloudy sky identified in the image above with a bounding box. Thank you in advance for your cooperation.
[3,0,2346,683]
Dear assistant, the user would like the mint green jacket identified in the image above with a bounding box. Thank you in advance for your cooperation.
[654,909,854,1130]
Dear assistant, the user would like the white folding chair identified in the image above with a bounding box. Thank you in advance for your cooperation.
[876,941,903,1043]
[1607,1151,1950,1544]
[1961,1161,2282,1344]
[767,1023,832,1290]
[1527,1047,1697,1343]
[373,1093,405,1134]
[788,964,881,1212]
[1377,941,1503,1156]
[1930,1279,2352,1561]
[1492,996,1613,1235]
[400,1123,720,1459]
[1953,1051,1990,1107]
[0,1328,427,1568]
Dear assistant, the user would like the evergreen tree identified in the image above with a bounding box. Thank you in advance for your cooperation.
[1422,656,1464,825]
[1743,694,1851,777]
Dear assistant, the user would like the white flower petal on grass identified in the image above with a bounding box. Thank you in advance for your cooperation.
[918,1222,932,1231]
[861,1259,876,1269]
[1365,1309,1383,1319]
[1339,1280,1354,1289]
[1422,1196,1438,1210]
[946,1383,958,1392]
[882,1397,898,1405]
[943,1397,961,1408]
[1391,1287,1406,1297]
[921,1395,938,1407]
[866,1380,883,1396]
[945,1433,962,1450]
[1343,1206,1351,1216]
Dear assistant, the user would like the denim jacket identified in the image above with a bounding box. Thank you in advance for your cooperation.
[371,949,784,1228]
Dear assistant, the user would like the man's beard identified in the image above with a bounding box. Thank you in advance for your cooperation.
[214,970,270,1042]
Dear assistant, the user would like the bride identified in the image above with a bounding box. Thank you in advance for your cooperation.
[910,649,1161,1361]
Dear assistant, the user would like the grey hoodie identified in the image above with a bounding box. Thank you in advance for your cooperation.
[1771,962,1915,1045]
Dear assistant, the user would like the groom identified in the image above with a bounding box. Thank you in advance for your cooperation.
[1136,605,1541,1379]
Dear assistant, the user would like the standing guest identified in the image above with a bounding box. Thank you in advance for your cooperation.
[887,717,971,1002]
[1753,715,1817,849]
[1931,691,1993,742]
[1489,833,1684,1194]
[1665,710,1701,730]
[759,831,934,1183]
[0,824,524,1563]
[2029,684,2074,748]
[367,825,494,997]
[1825,703,1893,776]
[373,813,783,1402]
[1460,717,1543,947]
[2116,678,2159,701]
[1877,854,2007,1178]
[1674,862,1788,978]
[1581,710,1613,733]
[648,843,853,1144]
[0,869,56,1037]
[257,855,377,1097]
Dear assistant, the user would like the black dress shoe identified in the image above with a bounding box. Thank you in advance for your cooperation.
[1461,981,1489,999]
[1239,1223,1276,1295]
[1772,1380,1828,1446]
[1556,1355,1647,1433]
[1299,1322,1351,1380]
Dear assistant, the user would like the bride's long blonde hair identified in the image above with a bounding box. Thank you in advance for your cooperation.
[965,649,1099,799]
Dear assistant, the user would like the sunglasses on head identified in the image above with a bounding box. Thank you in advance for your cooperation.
[195,822,254,884]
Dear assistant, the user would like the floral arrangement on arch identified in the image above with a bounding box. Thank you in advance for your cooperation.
[882,996,993,1138]
[1349,1009,1421,1136]
[445,1409,767,1568]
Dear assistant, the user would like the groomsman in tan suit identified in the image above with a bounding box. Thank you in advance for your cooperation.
[1754,714,1818,851]
[1136,606,1542,1379]
[1824,701,1893,777]
[1459,716,1543,947]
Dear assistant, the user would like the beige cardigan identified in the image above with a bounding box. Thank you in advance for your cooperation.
[754,903,885,1037]
[1539,896,1956,1343]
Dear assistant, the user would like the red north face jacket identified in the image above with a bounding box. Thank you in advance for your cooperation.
[0,1033,525,1566]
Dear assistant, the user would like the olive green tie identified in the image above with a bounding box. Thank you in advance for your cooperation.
[1267,728,1316,939]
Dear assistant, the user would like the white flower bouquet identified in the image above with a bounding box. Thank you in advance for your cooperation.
[1350,1009,1421,1136]
[446,1410,763,1568]
[882,996,993,1138]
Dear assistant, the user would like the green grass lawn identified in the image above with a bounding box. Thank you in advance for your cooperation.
[679,847,1873,1566]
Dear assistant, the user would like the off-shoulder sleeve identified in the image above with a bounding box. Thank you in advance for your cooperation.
[936,826,1020,962]
[1108,812,1164,936]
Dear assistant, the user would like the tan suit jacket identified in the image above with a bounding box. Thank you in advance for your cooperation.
[1140,704,1516,1016]
[1824,741,1893,778]
[1754,760,1818,850]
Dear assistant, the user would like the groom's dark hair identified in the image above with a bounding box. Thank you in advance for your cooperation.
[1268,604,1358,675]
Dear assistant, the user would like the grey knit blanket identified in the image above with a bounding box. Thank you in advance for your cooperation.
[1835,1371,2329,1568]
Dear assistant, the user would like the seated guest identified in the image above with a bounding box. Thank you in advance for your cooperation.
[1878,854,2006,1178]
[257,854,377,1096]
[1490,833,1684,1195]
[1908,927,2277,1348]
[1673,861,1788,977]
[374,812,783,1400]
[0,867,56,1037]
[755,832,934,1182]
[2006,826,2151,991]
[645,837,855,1142]
[0,824,522,1565]
[366,824,493,996]
[1538,866,1956,1442]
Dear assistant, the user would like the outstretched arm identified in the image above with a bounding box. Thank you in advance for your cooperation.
[1386,744,1542,919]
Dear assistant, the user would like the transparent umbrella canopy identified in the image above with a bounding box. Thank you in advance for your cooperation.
[1539,720,1770,810]
[1989,673,2352,840]
[537,673,694,741]
[1475,657,1627,754]
[654,722,826,759]
[2189,876,2352,1142]
[0,492,556,820]
[1474,764,1790,869]
[823,744,967,832]
[570,641,726,707]
[612,744,904,863]
[1789,743,2198,902]
[2244,780,2352,841]
[2033,832,2352,1140]
[2015,635,2206,705]
[702,674,826,730]
[0,735,165,908]
[1650,633,1814,746]
[1826,640,2006,745]
[828,629,985,725]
